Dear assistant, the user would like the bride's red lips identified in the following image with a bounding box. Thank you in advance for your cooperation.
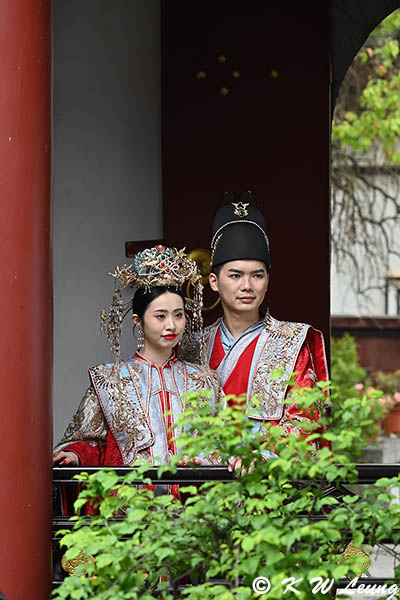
[163,334,177,339]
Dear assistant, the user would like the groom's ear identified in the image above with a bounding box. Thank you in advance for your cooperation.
[209,272,219,292]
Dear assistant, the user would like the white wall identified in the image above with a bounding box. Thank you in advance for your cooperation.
[330,271,384,315]
[53,0,162,442]
[330,173,400,316]
[331,265,400,315]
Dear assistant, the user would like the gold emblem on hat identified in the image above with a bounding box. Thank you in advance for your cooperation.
[232,201,249,217]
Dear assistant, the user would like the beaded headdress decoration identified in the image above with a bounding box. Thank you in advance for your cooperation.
[100,245,205,362]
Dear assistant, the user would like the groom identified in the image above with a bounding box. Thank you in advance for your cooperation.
[205,190,329,470]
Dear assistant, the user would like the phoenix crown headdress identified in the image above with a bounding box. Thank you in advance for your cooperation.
[100,245,205,361]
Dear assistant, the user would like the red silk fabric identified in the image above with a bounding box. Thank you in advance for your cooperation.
[224,335,260,398]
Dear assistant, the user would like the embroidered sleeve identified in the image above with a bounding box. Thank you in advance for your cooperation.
[92,361,154,463]
[187,364,222,407]
[186,363,222,464]
[205,370,222,407]
[54,386,108,461]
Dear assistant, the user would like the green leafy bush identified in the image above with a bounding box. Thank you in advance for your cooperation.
[331,334,387,441]
[53,384,400,600]
[331,334,366,393]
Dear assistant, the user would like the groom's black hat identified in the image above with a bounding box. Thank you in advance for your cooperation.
[210,190,271,271]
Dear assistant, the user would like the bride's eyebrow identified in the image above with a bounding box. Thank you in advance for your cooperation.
[152,308,183,313]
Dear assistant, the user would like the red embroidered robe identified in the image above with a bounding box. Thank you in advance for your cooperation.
[205,314,329,449]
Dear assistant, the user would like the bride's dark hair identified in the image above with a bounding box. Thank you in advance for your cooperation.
[132,286,186,320]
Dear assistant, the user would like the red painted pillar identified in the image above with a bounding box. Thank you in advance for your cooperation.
[0,1,52,599]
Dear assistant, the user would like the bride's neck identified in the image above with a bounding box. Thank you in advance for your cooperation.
[139,344,173,367]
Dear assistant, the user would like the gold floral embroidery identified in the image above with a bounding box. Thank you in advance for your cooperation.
[112,404,150,455]
[90,361,152,462]
[57,387,108,449]
[187,363,221,412]
[248,314,308,420]
[187,363,218,390]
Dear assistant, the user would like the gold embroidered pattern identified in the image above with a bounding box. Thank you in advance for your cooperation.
[187,363,221,405]
[57,387,108,449]
[248,314,308,420]
[112,402,149,456]
[90,362,152,462]
[185,363,221,465]
[188,363,218,390]
[61,550,94,575]
[341,541,371,577]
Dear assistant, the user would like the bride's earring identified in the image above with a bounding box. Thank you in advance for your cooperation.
[135,323,144,350]
[133,315,144,350]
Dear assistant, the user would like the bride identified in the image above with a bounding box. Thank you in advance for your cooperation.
[53,246,220,469]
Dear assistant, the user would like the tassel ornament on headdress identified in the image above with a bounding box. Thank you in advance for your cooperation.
[100,245,205,362]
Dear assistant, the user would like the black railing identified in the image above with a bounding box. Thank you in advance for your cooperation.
[53,463,400,484]
[52,464,400,591]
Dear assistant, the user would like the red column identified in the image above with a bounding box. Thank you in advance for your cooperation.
[0,1,52,599]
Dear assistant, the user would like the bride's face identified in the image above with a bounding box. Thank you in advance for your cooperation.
[141,291,186,352]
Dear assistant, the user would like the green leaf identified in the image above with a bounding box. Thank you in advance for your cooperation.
[332,564,349,580]
[352,530,364,547]
[96,553,115,568]
[155,547,175,561]
[241,537,255,552]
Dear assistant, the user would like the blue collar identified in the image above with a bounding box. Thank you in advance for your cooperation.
[219,318,264,353]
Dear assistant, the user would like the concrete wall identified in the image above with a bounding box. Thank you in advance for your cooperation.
[53,0,162,442]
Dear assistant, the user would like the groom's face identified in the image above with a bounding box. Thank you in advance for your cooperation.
[209,260,269,314]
